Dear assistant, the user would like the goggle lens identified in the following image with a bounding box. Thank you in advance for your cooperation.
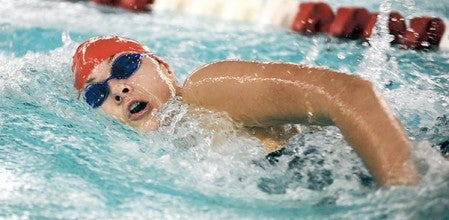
[83,53,142,108]
[111,53,142,79]
[84,83,110,108]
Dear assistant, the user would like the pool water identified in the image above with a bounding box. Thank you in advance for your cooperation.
[1,0,449,219]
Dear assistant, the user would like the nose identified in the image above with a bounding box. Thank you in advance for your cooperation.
[109,82,131,105]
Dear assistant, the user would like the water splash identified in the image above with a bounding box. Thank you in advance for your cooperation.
[1,0,448,219]
[401,0,417,19]
[358,0,396,85]
[302,38,321,65]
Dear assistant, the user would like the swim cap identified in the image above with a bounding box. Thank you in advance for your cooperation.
[72,36,149,91]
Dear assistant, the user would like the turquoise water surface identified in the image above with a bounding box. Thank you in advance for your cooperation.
[1,0,448,219]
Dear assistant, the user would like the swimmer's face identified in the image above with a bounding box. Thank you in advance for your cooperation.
[85,53,179,131]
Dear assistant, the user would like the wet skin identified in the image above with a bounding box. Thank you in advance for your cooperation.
[85,57,419,186]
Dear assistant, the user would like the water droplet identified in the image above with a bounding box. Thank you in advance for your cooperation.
[337,52,346,60]
[421,41,430,47]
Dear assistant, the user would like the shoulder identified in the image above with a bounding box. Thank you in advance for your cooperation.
[191,59,313,71]
[185,59,357,84]
[187,60,310,80]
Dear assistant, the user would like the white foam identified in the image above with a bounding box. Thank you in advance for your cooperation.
[439,19,449,50]
[153,0,298,27]
[258,0,298,27]
[1,1,448,218]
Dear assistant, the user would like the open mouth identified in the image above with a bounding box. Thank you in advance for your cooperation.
[130,101,147,114]
[128,101,151,120]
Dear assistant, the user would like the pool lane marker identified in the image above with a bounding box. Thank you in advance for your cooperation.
[88,0,447,50]
[291,2,447,50]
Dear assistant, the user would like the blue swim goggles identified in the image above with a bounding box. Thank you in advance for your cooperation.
[83,53,142,108]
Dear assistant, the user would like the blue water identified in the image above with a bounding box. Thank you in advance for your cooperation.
[1,0,449,219]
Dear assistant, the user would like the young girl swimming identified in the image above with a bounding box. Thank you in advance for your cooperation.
[72,35,419,186]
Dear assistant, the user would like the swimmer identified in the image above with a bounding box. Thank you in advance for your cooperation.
[72,35,419,186]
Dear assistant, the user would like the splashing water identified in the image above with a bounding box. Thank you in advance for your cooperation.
[359,0,395,84]
[0,0,448,219]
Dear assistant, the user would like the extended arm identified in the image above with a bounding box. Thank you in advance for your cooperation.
[181,60,419,186]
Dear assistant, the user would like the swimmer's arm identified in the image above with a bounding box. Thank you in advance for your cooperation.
[182,60,419,186]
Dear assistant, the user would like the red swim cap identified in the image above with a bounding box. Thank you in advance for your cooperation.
[72,36,149,91]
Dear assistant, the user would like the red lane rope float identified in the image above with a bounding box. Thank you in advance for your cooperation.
[328,7,371,38]
[362,11,407,43]
[90,0,154,11]
[119,0,152,11]
[88,0,445,49]
[291,2,446,50]
[399,17,446,49]
[291,2,334,33]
